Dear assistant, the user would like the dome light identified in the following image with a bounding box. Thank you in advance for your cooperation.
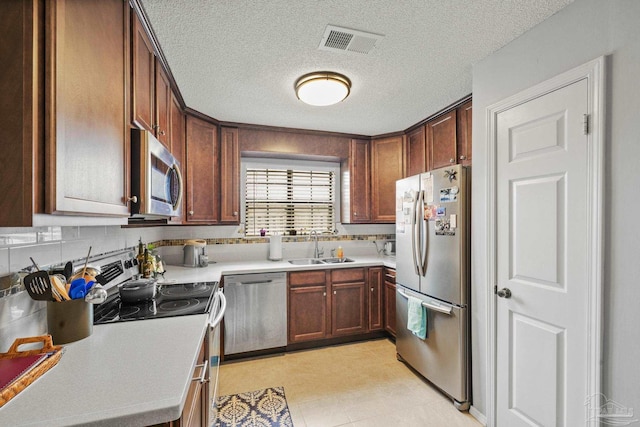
[295,72,351,106]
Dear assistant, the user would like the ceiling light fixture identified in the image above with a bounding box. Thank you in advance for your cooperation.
[295,72,351,106]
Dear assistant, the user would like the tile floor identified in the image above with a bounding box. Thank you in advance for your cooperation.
[217,338,482,427]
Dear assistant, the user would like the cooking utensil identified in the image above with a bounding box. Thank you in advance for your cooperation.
[119,279,156,303]
[84,283,107,304]
[63,262,73,281]
[23,257,55,301]
[23,271,54,301]
[69,278,95,300]
[51,275,70,301]
[81,246,92,278]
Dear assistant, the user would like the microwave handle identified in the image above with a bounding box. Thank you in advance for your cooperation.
[173,161,184,211]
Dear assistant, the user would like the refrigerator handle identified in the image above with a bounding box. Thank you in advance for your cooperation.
[411,191,420,276]
[419,189,429,275]
[415,190,425,276]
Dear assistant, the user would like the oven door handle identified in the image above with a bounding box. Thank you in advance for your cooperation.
[209,290,226,328]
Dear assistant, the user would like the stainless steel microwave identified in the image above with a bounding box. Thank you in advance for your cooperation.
[130,129,183,218]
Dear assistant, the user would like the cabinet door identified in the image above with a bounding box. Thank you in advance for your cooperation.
[0,0,41,226]
[45,0,130,216]
[169,94,185,224]
[349,139,371,223]
[368,267,383,331]
[332,282,366,336]
[155,60,171,147]
[371,136,404,222]
[131,11,154,132]
[185,115,219,223]
[427,110,457,170]
[383,268,396,337]
[406,126,427,177]
[164,336,207,427]
[288,285,328,343]
[220,127,240,224]
[457,100,472,166]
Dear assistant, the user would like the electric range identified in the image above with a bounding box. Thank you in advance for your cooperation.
[56,249,219,325]
[93,281,218,324]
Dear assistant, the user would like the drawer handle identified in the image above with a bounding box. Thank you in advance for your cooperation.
[191,362,208,383]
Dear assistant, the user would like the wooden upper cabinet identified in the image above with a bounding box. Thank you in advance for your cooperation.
[371,136,404,223]
[45,0,130,216]
[457,100,472,166]
[169,94,185,224]
[154,60,171,148]
[406,126,427,177]
[131,11,154,132]
[220,127,240,224]
[348,139,371,223]
[427,110,457,170]
[185,115,219,223]
[0,0,42,226]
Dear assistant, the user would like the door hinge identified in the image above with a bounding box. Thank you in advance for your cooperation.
[583,114,589,135]
[494,285,497,294]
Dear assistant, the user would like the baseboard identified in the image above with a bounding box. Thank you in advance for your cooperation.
[469,406,487,426]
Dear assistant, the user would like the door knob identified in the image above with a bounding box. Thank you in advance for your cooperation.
[497,288,512,298]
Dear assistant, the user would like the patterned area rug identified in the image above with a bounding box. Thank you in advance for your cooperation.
[214,386,293,427]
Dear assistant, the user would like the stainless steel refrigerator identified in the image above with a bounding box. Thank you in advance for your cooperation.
[395,164,471,411]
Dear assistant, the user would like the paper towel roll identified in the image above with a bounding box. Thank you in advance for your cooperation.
[269,235,282,261]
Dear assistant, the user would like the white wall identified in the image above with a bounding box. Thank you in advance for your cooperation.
[471,0,640,418]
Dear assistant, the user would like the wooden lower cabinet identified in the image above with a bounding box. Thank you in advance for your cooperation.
[289,284,329,342]
[288,270,329,343]
[331,268,366,336]
[156,335,208,427]
[288,267,383,345]
[383,268,397,337]
[367,267,384,331]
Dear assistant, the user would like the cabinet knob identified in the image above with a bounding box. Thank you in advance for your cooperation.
[459,155,466,160]
[159,130,166,136]
[323,292,326,297]
[188,210,194,216]
[449,158,455,163]
[233,211,238,216]
[334,291,336,295]
[354,212,357,216]
[127,195,138,204]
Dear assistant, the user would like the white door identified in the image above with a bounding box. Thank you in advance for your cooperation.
[495,78,590,426]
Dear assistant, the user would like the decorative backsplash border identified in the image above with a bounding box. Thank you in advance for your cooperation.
[156,234,395,247]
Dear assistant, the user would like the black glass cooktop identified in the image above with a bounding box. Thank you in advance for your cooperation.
[93,282,217,324]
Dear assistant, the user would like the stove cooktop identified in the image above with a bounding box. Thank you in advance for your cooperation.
[93,281,218,324]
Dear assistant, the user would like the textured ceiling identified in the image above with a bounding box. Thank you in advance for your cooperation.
[141,0,573,136]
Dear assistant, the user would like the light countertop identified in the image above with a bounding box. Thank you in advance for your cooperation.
[159,255,396,284]
[0,256,395,426]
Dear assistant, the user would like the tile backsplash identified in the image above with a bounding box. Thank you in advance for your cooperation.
[0,222,394,351]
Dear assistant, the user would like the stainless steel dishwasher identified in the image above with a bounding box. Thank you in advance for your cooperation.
[223,272,287,356]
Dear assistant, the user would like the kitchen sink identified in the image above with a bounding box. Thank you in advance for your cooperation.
[288,258,325,265]
[321,257,354,263]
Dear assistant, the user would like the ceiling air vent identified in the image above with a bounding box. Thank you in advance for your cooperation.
[318,25,384,55]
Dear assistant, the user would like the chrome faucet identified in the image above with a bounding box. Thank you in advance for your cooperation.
[310,230,324,258]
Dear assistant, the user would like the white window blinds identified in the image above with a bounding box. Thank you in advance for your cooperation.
[245,168,335,236]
